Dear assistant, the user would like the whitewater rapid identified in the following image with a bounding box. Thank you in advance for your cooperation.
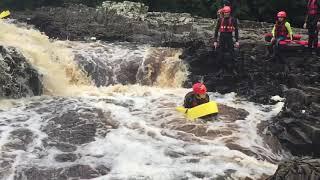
[0,20,288,180]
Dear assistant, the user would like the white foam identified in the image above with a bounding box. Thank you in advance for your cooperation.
[271,95,285,102]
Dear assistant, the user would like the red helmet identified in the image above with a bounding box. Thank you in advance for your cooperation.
[223,6,231,13]
[218,8,223,14]
[277,11,287,18]
[192,83,207,95]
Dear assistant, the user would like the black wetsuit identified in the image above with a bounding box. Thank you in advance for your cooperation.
[184,92,209,109]
[214,17,239,71]
[184,92,217,121]
[306,0,320,50]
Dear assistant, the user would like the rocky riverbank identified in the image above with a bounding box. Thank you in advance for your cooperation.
[11,1,273,46]
[3,0,320,179]
[267,158,320,180]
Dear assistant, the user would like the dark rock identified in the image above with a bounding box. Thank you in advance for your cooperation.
[64,165,101,179]
[164,149,187,158]
[268,86,320,156]
[12,2,272,47]
[55,153,78,162]
[15,164,107,180]
[95,165,110,176]
[42,107,110,145]
[3,128,34,151]
[15,167,67,180]
[0,98,118,180]
[44,141,77,152]
[267,158,320,180]
[0,46,43,98]
[190,171,207,178]
[218,104,249,121]
[128,176,152,180]
[72,43,145,87]
[0,154,15,180]
[186,158,200,163]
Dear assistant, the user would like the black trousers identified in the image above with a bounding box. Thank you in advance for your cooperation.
[271,36,286,64]
[307,15,319,49]
[217,33,235,70]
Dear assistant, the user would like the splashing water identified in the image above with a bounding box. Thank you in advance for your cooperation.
[68,41,188,88]
[0,21,91,95]
[0,20,287,179]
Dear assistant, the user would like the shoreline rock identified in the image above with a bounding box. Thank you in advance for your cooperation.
[12,1,273,46]
[267,158,320,180]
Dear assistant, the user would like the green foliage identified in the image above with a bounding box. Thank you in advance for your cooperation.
[0,0,310,26]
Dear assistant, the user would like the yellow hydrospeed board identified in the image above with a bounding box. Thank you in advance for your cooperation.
[176,101,219,120]
[0,10,11,19]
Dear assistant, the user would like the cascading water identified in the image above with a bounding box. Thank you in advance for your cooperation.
[0,20,288,180]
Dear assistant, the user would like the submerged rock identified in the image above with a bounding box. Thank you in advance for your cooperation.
[15,164,109,180]
[54,153,78,162]
[3,128,34,151]
[0,97,118,180]
[0,46,43,98]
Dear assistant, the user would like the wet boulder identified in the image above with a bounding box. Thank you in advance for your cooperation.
[0,46,43,98]
[15,164,110,180]
[267,158,320,180]
[269,87,320,156]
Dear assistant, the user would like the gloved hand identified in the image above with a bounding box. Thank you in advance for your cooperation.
[213,42,218,49]
[235,41,240,48]
[303,23,307,29]
[271,37,275,42]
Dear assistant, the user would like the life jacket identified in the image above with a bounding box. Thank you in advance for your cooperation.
[275,21,288,37]
[308,0,318,15]
[219,17,235,33]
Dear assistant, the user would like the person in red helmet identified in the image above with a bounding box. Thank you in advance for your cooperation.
[222,0,240,17]
[213,6,239,74]
[270,11,293,63]
[304,0,320,53]
[184,83,210,108]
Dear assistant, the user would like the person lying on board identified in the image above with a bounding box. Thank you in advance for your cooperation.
[184,83,210,108]
[183,83,218,121]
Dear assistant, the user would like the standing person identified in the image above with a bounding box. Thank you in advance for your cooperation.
[213,6,239,74]
[271,11,293,63]
[304,0,320,53]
